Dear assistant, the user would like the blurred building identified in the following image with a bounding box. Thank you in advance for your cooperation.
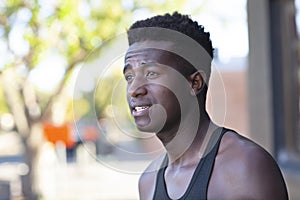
[247,0,300,199]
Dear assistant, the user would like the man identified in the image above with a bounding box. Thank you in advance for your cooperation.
[123,12,288,199]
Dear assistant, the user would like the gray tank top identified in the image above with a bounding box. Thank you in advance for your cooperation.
[153,127,230,200]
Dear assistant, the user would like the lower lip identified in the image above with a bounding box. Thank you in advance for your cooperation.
[132,106,151,117]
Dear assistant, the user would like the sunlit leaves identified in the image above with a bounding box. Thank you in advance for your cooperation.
[0,85,9,114]
[1,0,198,120]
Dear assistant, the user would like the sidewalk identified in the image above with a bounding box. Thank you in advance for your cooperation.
[37,143,149,200]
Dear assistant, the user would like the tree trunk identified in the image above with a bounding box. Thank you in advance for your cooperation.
[2,69,38,200]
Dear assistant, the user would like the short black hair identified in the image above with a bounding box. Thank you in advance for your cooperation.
[127,12,213,58]
[127,12,213,102]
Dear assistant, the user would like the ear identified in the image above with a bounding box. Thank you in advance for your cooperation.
[188,71,207,96]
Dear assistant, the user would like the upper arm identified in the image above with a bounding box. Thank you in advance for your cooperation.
[211,133,288,200]
[138,155,165,200]
[138,167,157,200]
[138,172,154,200]
[224,143,288,199]
[240,147,288,199]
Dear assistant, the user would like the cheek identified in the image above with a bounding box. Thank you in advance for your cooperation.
[149,84,185,111]
[158,88,181,110]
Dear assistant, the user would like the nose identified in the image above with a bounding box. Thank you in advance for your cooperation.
[127,76,147,97]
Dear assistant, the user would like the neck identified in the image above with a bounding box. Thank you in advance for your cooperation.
[157,110,218,167]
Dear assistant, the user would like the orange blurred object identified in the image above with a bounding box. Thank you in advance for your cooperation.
[43,122,76,148]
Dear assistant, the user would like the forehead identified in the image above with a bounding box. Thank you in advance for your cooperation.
[125,40,174,63]
[127,40,174,54]
[124,40,194,74]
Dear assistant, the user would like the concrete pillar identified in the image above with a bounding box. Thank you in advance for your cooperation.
[247,0,274,153]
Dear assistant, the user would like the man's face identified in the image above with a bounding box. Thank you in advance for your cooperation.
[124,40,192,133]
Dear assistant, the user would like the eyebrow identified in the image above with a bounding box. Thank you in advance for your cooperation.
[123,64,132,74]
[140,62,169,70]
[123,62,166,74]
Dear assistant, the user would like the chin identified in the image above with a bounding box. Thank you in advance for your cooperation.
[135,119,164,133]
[136,126,155,133]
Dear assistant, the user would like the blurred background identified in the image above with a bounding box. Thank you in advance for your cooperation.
[0,0,299,199]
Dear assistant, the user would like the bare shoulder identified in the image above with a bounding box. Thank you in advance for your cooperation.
[139,154,165,200]
[209,130,288,200]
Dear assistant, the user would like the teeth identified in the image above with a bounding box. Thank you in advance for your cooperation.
[135,106,149,112]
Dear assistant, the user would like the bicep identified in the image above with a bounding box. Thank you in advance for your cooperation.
[246,158,287,199]
[138,174,147,199]
[138,172,158,200]
[139,155,165,200]
[231,149,288,199]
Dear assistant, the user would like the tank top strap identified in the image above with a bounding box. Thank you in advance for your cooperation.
[153,155,169,199]
[153,127,232,200]
[187,127,231,199]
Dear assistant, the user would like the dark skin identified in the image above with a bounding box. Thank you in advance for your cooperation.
[124,40,288,200]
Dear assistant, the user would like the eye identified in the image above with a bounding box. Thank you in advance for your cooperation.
[124,73,134,82]
[146,71,159,78]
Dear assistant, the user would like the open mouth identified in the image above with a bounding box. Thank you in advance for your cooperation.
[132,105,151,116]
[134,106,150,112]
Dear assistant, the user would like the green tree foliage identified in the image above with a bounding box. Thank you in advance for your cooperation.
[1,0,190,119]
[0,0,191,198]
